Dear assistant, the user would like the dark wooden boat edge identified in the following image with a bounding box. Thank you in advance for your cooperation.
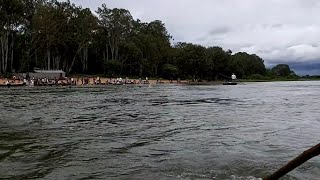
[222,82,238,85]
[0,83,26,87]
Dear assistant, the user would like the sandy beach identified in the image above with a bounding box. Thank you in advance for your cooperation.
[68,77,185,86]
[0,78,24,85]
[0,76,190,86]
[0,75,225,86]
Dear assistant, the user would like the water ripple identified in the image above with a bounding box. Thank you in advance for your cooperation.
[0,82,320,179]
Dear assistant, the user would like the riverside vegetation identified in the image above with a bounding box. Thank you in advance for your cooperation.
[1,0,299,81]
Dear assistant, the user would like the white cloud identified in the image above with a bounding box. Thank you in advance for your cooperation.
[68,0,320,67]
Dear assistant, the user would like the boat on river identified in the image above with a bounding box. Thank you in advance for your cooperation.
[222,81,237,85]
[0,83,26,87]
[113,82,124,85]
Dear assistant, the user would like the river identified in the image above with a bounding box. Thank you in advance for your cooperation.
[0,81,319,179]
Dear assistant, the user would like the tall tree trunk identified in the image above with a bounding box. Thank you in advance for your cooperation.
[53,55,56,69]
[10,33,13,72]
[56,55,60,70]
[68,45,83,74]
[85,54,87,72]
[154,64,158,76]
[81,49,84,72]
[103,49,106,75]
[85,48,88,71]
[139,62,143,77]
[52,55,55,70]
[68,56,77,75]
[63,57,67,72]
[115,46,118,61]
[47,49,51,70]
[81,47,88,72]
[42,49,47,69]
[4,32,9,73]
[109,39,114,60]
[35,50,38,67]
[1,33,6,73]
[0,39,2,73]
[111,46,114,60]
[106,43,109,61]
[1,36,4,73]
[84,49,86,71]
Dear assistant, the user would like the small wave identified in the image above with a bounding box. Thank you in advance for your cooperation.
[109,141,150,154]
[230,175,262,180]
[150,97,242,107]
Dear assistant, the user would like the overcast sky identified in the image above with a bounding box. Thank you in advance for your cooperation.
[68,0,320,74]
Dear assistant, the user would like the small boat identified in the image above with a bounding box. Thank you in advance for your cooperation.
[222,81,237,85]
[113,82,124,85]
[0,83,26,87]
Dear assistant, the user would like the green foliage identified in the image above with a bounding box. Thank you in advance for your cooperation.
[161,64,178,79]
[271,64,294,77]
[231,52,266,78]
[247,74,265,80]
[0,0,25,73]
[105,59,122,76]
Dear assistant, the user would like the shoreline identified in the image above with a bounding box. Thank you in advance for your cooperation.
[0,76,224,86]
[1,75,318,87]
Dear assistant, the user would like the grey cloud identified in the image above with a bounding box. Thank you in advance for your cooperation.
[291,63,320,75]
[266,60,320,75]
[208,26,231,35]
[271,24,283,28]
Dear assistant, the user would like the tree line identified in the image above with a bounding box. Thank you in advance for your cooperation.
[0,0,296,80]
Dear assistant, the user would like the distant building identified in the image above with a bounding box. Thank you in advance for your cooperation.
[14,70,66,79]
[33,70,66,79]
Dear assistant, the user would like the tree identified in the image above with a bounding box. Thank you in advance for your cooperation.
[205,46,232,79]
[173,42,207,80]
[271,64,294,77]
[161,63,178,79]
[28,0,97,74]
[122,19,171,77]
[0,0,24,73]
[231,52,266,78]
[67,6,97,74]
[144,20,171,76]
[97,4,134,62]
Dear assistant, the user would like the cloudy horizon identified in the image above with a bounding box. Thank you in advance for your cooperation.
[67,0,320,75]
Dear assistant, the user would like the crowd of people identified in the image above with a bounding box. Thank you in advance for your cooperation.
[1,73,188,87]
[2,75,156,87]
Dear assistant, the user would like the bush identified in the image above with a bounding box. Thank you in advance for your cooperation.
[248,74,264,80]
[105,60,122,76]
[161,64,178,79]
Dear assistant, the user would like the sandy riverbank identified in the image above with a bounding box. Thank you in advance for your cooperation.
[0,76,224,86]
[0,78,24,85]
[0,77,187,86]
[72,77,188,86]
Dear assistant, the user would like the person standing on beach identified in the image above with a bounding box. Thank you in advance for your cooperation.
[96,77,100,84]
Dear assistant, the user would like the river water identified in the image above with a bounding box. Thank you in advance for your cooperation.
[0,81,319,180]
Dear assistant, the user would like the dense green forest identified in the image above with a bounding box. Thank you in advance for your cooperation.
[0,0,296,80]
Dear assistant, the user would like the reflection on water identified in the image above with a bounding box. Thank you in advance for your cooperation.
[0,81,320,179]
